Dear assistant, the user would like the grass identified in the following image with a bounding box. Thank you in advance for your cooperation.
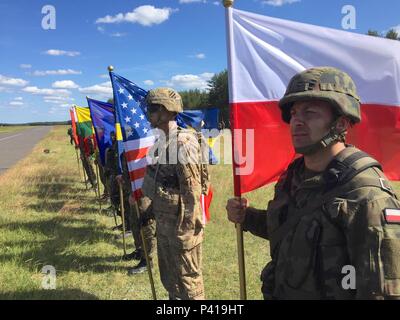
[0,126,34,134]
[0,126,272,300]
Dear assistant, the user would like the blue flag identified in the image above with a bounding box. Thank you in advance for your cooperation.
[86,98,115,166]
[177,108,220,164]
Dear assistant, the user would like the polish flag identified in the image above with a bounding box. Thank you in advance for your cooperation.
[226,8,400,196]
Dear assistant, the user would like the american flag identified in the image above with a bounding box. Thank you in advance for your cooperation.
[110,72,154,200]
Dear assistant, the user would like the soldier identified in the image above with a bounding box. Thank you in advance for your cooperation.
[79,136,97,189]
[140,88,209,300]
[226,67,400,300]
[67,127,73,145]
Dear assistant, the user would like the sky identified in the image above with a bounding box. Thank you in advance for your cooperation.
[0,0,399,123]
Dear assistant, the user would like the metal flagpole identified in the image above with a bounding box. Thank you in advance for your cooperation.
[133,201,157,300]
[224,0,247,300]
[95,161,102,211]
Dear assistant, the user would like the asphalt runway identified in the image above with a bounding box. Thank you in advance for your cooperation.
[0,126,53,175]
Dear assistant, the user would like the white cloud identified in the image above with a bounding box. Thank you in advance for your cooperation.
[165,72,214,90]
[43,96,75,102]
[32,69,82,76]
[0,74,28,87]
[20,64,32,69]
[194,53,206,59]
[23,86,71,97]
[262,0,300,6]
[213,1,220,5]
[96,5,177,27]
[14,97,23,101]
[9,101,23,106]
[99,74,109,79]
[110,32,127,37]
[179,0,207,3]
[143,80,154,86]
[44,49,81,57]
[78,81,112,98]
[52,80,79,89]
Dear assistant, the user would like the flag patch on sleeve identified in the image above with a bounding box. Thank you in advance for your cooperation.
[384,208,400,224]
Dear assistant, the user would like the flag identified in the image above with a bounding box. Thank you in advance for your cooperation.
[75,106,93,138]
[75,105,97,156]
[177,108,220,164]
[109,72,154,200]
[69,108,79,146]
[226,8,400,196]
[87,98,115,166]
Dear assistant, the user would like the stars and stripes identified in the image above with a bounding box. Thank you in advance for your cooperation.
[110,72,154,200]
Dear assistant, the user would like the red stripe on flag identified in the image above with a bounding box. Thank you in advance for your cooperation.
[125,147,150,162]
[129,167,146,181]
[231,101,400,195]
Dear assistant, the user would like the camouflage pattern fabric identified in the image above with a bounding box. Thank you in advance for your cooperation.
[243,146,400,300]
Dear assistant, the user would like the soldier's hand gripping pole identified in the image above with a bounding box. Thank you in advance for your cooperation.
[133,201,157,300]
[118,181,127,256]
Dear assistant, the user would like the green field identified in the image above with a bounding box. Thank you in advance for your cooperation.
[0,126,272,300]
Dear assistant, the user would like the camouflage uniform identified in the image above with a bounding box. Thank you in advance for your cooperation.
[79,137,97,188]
[142,87,209,300]
[104,141,120,210]
[242,67,400,299]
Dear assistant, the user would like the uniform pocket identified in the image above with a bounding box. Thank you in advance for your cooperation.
[285,218,321,289]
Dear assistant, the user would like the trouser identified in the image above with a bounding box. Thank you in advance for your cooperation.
[129,203,156,260]
[81,154,96,186]
[157,233,204,300]
[98,162,107,195]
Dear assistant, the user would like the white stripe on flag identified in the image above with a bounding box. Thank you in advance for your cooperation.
[386,209,400,217]
[131,178,144,192]
[229,8,400,106]
[124,136,155,151]
[127,156,151,171]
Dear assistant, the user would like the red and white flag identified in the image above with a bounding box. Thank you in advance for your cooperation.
[226,8,400,196]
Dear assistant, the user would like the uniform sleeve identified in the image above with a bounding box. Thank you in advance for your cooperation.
[341,194,400,299]
[242,207,269,240]
[175,135,202,228]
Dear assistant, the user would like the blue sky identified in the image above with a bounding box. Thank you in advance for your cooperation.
[0,0,399,123]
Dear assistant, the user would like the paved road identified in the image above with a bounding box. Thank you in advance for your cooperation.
[0,126,53,175]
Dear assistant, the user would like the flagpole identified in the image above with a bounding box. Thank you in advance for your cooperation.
[133,201,157,300]
[224,0,247,300]
[75,147,82,181]
[95,161,102,212]
[118,181,127,256]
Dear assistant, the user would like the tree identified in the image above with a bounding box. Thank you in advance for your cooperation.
[208,70,229,128]
[179,89,209,109]
[107,98,114,104]
[385,29,399,40]
[367,29,380,37]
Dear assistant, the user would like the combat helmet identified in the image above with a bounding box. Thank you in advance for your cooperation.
[145,87,183,113]
[279,67,361,124]
[279,67,361,154]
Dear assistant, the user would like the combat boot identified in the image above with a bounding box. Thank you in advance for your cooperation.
[122,249,141,261]
[127,258,151,276]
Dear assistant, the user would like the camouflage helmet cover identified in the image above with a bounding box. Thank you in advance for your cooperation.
[145,87,183,113]
[279,67,361,124]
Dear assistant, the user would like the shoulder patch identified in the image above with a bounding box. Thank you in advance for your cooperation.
[384,208,400,224]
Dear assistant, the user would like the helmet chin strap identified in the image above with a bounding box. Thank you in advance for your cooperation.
[295,120,345,156]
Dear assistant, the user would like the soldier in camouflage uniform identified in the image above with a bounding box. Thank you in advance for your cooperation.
[226,67,400,299]
[140,88,209,300]
[79,136,97,189]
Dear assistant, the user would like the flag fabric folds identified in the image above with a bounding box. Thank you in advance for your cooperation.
[87,98,115,166]
[69,108,79,146]
[109,72,154,200]
[226,7,400,196]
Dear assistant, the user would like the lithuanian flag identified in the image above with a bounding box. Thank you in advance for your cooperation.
[75,106,93,138]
